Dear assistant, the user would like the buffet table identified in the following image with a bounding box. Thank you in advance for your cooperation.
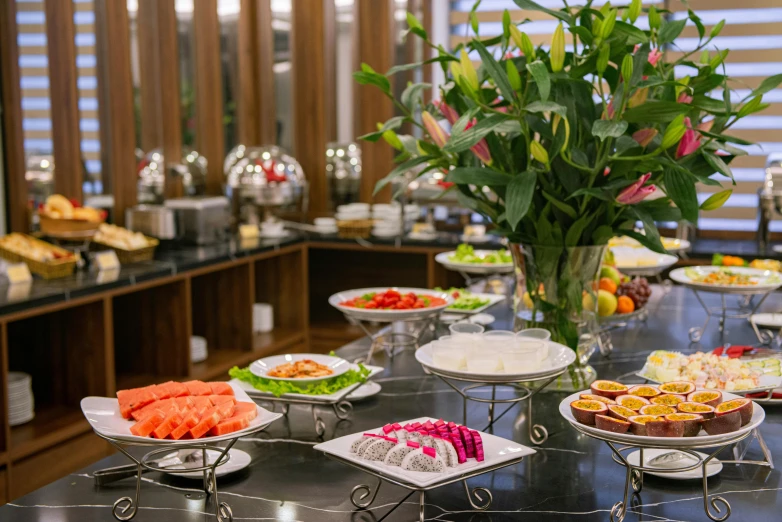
[2,286,781,521]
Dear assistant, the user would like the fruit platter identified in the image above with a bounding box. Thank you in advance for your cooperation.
[609,236,691,254]
[669,266,782,295]
[595,264,652,323]
[434,244,514,275]
[560,380,766,448]
[329,287,452,322]
[81,379,282,445]
[314,417,535,488]
[712,253,782,273]
[436,287,505,314]
[610,246,678,277]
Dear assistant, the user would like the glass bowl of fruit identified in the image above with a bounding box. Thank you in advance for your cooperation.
[595,265,652,323]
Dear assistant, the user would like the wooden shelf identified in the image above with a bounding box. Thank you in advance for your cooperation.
[10,404,91,460]
[115,373,178,392]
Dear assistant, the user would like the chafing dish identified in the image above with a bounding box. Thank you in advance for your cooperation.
[757,154,782,248]
[326,142,361,208]
[137,148,208,204]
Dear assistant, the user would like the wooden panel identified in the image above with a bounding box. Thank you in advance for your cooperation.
[95,0,137,225]
[157,0,184,198]
[0,324,8,455]
[422,0,433,88]
[670,0,778,10]
[355,0,395,203]
[451,9,553,24]
[292,1,328,214]
[45,0,83,201]
[137,0,162,151]
[256,0,276,144]
[668,49,782,63]
[191,264,253,351]
[324,0,337,142]
[194,0,226,195]
[0,0,28,232]
[237,0,260,144]
[254,250,305,331]
[0,468,6,505]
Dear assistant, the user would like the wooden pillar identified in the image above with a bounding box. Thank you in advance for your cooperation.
[256,0,276,144]
[291,1,328,215]
[95,0,137,225]
[0,0,29,232]
[137,1,162,152]
[44,0,83,201]
[355,0,395,203]
[193,0,225,194]
[323,0,337,142]
[422,0,433,88]
[237,0,260,145]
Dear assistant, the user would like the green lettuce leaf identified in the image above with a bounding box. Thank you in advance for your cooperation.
[228,364,372,398]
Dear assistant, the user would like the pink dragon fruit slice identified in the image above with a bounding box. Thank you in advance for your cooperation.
[362,438,398,461]
[350,433,378,453]
[434,419,446,428]
[406,429,421,443]
[392,423,408,441]
[417,429,434,447]
[431,437,458,467]
[423,420,436,431]
[382,423,395,436]
[459,426,475,459]
[447,421,458,429]
[401,447,445,473]
[470,430,484,462]
[447,431,467,464]
[356,436,380,457]
[383,441,419,466]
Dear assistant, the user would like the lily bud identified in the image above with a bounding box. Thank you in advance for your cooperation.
[628,0,642,23]
[460,49,480,92]
[621,54,633,83]
[617,173,654,205]
[551,23,565,72]
[450,61,464,85]
[597,44,610,75]
[660,115,687,150]
[553,114,571,152]
[530,141,550,167]
[648,6,660,30]
[509,24,524,50]
[632,128,658,148]
[506,60,522,92]
[378,124,404,150]
[520,31,535,59]
[421,111,449,148]
[700,189,732,211]
[601,9,617,39]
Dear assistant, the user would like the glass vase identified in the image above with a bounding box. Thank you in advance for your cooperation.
[510,243,606,391]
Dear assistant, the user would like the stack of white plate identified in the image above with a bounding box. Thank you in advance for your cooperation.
[191,336,208,363]
[335,203,370,221]
[313,217,337,234]
[371,204,420,237]
[8,372,34,426]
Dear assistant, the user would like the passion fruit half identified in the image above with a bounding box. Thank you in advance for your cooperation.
[615,394,651,411]
[651,394,685,407]
[639,404,676,416]
[590,380,629,400]
[701,410,741,435]
[645,418,685,438]
[628,415,659,436]
[579,393,616,405]
[658,381,696,396]
[678,402,715,419]
[607,404,637,421]
[715,398,753,426]
[595,414,631,434]
[687,390,722,408]
[570,399,608,425]
[628,385,661,399]
[665,413,703,437]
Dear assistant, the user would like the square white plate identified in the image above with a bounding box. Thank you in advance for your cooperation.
[314,416,535,488]
[80,381,283,445]
[445,293,506,315]
[231,364,384,403]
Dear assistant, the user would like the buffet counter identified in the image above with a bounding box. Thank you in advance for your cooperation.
[2,286,780,521]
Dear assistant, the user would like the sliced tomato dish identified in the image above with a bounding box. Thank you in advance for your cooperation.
[340,289,446,310]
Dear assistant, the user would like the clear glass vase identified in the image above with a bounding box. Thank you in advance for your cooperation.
[510,243,606,391]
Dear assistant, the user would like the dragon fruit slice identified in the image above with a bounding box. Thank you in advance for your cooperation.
[406,429,421,443]
[362,438,398,461]
[434,419,446,429]
[383,440,419,466]
[401,447,445,473]
[350,433,378,453]
[459,426,475,459]
[417,429,434,447]
[392,423,407,441]
[382,424,395,436]
[356,436,380,457]
[447,430,467,464]
[431,436,458,467]
[422,420,436,431]
[447,421,458,429]
[470,430,484,462]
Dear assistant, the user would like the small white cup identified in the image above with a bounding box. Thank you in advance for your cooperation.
[431,341,467,371]
[449,322,485,337]
[500,340,543,372]
[253,303,274,333]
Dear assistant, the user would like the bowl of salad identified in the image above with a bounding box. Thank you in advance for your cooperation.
[435,244,514,274]
[436,287,506,314]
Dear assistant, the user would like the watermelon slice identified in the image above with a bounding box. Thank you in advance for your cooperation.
[190,411,221,439]
[169,410,200,440]
[233,402,257,421]
[208,415,250,436]
[208,395,236,406]
[129,409,165,437]
[151,410,183,439]
[470,430,484,462]
[191,396,212,416]
[160,381,189,398]
[183,380,212,396]
[174,396,195,411]
[216,401,236,418]
[208,382,234,396]
[131,399,177,421]
[117,387,157,419]
[150,384,172,400]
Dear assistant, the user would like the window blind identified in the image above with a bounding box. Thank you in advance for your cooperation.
[449,0,782,233]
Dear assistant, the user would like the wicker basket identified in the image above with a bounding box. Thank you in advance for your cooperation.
[39,214,102,239]
[0,235,77,279]
[93,237,159,264]
[337,219,373,239]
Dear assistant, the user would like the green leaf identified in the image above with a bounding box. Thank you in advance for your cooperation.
[406,12,425,35]
[704,152,734,179]
[541,190,577,219]
[691,95,729,113]
[689,10,705,40]
[592,120,628,141]
[612,21,649,45]
[373,155,436,195]
[401,82,431,111]
[386,55,457,76]
[658,18,687,46]
[512,0,571,23]
[665,168,699,223]
[443,113,509,154]
[358,116,406,142]
[473,39,515,102]
[447,167,512,187]
[353,69,391,94]
[524,100,567,116]
[752,74,782,97]
[505,171,537,229]
[623,102,690,123]
[526,61,551,101]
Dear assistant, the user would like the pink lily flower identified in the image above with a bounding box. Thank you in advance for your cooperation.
[648,49,663,66]
[676,117,701,159]
[491,98,509,113]
[697,120,714,133]
[677,92,693,104]
[604,167,611,177]
[617,173,655,205]
[422,111,449,148]
[434,100,459,126]
[464,119,492,164]
[632,128,658,147]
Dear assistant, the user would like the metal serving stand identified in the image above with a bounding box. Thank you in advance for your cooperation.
[687,289,774,344]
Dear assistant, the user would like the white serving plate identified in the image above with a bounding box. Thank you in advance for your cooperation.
[559,388,765,448]
[435,251,514,275]
[231,364,384,403]
[445,293,505,315]
[314,417,535,488]
[249,353,351,382]
[329,287,453,322]
[609,236,690,254]
[611,247,678,277]
[346,381,382,401]
[636,366,782,395]
[750,313,782,329]
[626,449,722,480]
[669,266,782,295]
[415,341,575,382]
[80,382,282,445]
[162,448,252,479]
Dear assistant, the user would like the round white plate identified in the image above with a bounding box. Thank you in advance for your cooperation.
[459,234,494,244]
[469,313,495,326]
[609,237,691,253]
[162,449,252,479]
[415,341,576,382]
[250,353,351,382]
[329,287,453,322]
[669,266,782,295]
[627,449,722,480]
[407,232,438,241]
[559,388,766,448]
[611,247,678,276]
[435,251,514,275]
[346,381,381,401]
[750,313,782,329]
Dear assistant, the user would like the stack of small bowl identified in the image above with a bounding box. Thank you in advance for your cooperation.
[313,217,338,235]
[335,203,372,239]
[371,204,420,238]
[8,372,34,426]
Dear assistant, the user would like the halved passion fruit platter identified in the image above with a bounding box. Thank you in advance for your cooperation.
[560,380,766,447]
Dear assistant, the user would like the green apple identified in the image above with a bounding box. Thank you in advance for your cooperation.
[582,292,596,312]
[600,265,622,286]
[597,289,618,317]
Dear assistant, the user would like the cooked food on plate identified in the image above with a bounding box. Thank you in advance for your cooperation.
[448,244,511,264]
[684,267,758,286]
[712,254,782,272]
[340,289,447,310]
[94,223,154,250]
[267,359,334,379]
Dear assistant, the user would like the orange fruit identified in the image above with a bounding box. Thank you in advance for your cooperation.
[599,277,617,295]
[617,295,635,314]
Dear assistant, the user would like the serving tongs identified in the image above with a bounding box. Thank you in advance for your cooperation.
[93,449,206,486]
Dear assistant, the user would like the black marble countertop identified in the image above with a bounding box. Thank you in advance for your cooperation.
[3,285,781,521]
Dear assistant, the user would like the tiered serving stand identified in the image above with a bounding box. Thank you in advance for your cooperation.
[415,341,576,443]
[560,389,768,522]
